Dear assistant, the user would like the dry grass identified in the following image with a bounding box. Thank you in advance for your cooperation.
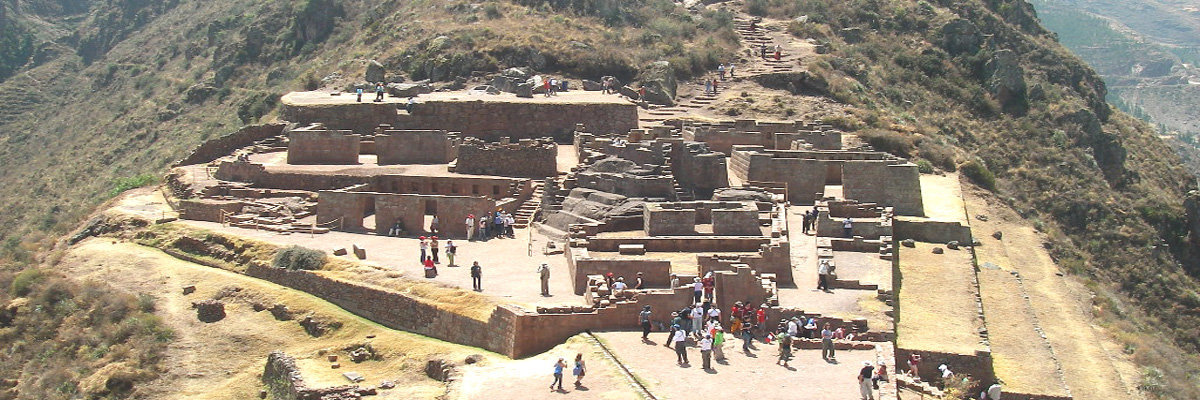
[895,241,985,355]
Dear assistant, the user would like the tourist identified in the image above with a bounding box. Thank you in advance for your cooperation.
[480,215,490,240]
[493,212,504,239]
[692,277,703,303]
[666,321,680,348]
[680,305,694,336]
[465,214,475,241]
[729,313,742,336]
[983,381,1002,400]
[430,236,440,264]
[639,305,652,339]
[774,44,782,61]
[821,323,835,361]
[787,317,800,338]
[670,273,679,289]
[834,325,846,340]
[602,77,611,94]
[718,64,726,79]
[818,259,831,291]
[872,360,888,389]
[551,358,566,391]
[406,96,416,113]
[637,86,646,101]
[418,236,428,263]
[445,240,456,266]
[756,305,767,342]
[612,277,628,296]
[572,353,586,387]
[702,272,715,301]
[604,272,615,290]
[691,303,704,339]
[907,353,923,381]
[538,263,551,296]
[801,210,812,234]
[740,319,755,352]
[728,64,735,78]
[471,261,482,291]
[356,87,363,102]
[843,217,853,238]
[634,271,645,289]
[712,326,726,361]
[712,78,718,94]
[374,83,385,102]
[430,215,440,234]
[749,20,757,32]
[707,304,720,327]
[504,212,515,237]
[700,334,713,370]
[858,361,875,400]
[423,257,436,277]
[777,330,792,367]
[805,317,818,339]
[760,43,769,59]
[938,364,954,387]
[544,78,552,97]
[705,79,713,95]
[672,325,689,365]
[388,221,403,237]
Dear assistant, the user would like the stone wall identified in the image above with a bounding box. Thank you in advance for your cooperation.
[843,161,925,216]
[567,250,672,294]
[816,211,892,239]
[893,217,973,243]
[893,347,996,396]
[287,130,361,165]
[175,123,285,166]
[712,207,760,236]
[375,130,457,164]
[575,172,675,198]
[697,239,793,287]
[281,97,400,134]
[644,204,697,235]
[395,100,638,141]
[317,190,497,237]
[455,137,558,178]
[585,237,770,252]
[178,199,244,222]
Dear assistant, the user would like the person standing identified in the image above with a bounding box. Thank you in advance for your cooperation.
[670,273,679,289]
[777,331,793,367]
[551,358,566,391]
[843,217,853,238]
[741,319,755,352]
[692,277,703,303]
[728,64,735,78]
[672,326,689,365]
[718,64,726,79]
[465,214,475,241]
[572,353,586,387]
[756,305,767,342]
[801,210,812,234]
[445,240,456,266]
[504,212,515,237]
[821,323,836,361]
[707,305,720,327]
[817,259,831,291]
[639,305,652,339]
[493,212,504,239]
[418,236,428,264]
[537,263,551,296]
[479,216,489,240]
[430,236,440,263]
[699,334,713,370]
[858,361,876,400]
[712,326,726,361]
[690,303,704,339]
[705,79,713,95]
[984,381,1003,400]
[702,272,715,301]
[634,271,645,289]
[374,83,385,102]
[872,360,888,389]
[356,87,363,102]
[430,215,440,234]
[406,96,416,113]
[908,353,923,382]
[470,261,482,291]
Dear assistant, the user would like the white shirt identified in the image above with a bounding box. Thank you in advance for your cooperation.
[787,321,799,336]
[818,261,830,275]
[466,217,474,226]
[843,218,853,228]
[708,308,720,319]
[672,329,687,343]
[693,282,703,292]
[613,281,627,291]
[699,337,712,351]
[691,307,703,319]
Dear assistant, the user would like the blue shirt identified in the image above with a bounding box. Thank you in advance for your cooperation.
[553,363,564,374]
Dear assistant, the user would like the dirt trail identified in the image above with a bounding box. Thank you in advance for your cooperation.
[963,187,1143,400]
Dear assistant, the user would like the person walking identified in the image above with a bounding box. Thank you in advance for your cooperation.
[712,326,726,361]
[374,83,385,102]
[537,263,551,296]
[672,326,689,365]
[907,353,923,382]
[665,322,680,348]
[551,358,566,391]
[821,323,836,361]
[700,334,713,370]
[741,319,755,352]
[634,271,645,289]
[802,210,812,234]
[465,214,475,241]
[858,361,876,400]
[728,64,735,78]
[817,259,831,291]
[843,217,853,238]
[691,303,705,339]
[692,277,703,303]
[705,79,713,95]
[430,236,440,264]
[873,360,888,389]
[356,87,363,102]
[639,305,652,339]
[718,64,726,79]
[702,272,715,301]
[445,240,456,266]
[470,261,482,291]
[418,236,428,264]
[777,331,793,367]
[572,353,586,387]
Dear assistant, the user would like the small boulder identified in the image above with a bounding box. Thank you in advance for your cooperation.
[352,244,366,260]
[931,247,944,254]
[192,300,226,323]
[464,354,484,364]
[514,82,534,98]
[182,285,196,295]
[975,214,989,222]
[992,231,1003,240]
[900,239,916,248]
[946,241,960,250]
[582,79,603,91]
[332,247,348,256]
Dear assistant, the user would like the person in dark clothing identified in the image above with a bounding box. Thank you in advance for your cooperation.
[639,305,652,339]
[470,261,482,291]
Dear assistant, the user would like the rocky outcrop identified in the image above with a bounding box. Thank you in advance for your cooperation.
[940,19,982,55]
[365,60,385,83]
[638,61,677,106]
[1060,109,1127,185]
[984,49,1028,115]
[750,71,829,95]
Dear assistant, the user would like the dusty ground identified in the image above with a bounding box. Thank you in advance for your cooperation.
[58,239,482,399]
[895,241,985,355]
[595,331,896,400]
[963,186,1143,399]
[455,335,639,400]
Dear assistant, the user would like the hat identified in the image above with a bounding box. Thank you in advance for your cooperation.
[791,316,800,321]
[419,236,426,239]
[432,236,438,239]
[637,272,643,275]
[863,361,872,367]
[693,277,700,282]
[938,364,948,371]
[879,360,887,366]
[469,214,474,218]
[643,305,651,310]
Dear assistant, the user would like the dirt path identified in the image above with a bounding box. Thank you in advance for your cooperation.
[963,187,1143,400]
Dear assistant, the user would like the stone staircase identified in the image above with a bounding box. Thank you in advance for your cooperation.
[512,181,545,229]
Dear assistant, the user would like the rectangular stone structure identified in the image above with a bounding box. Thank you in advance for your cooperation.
[712,206,760,236]
[287,129,360,165]
[643,204,696,236]
[375,130,455,164]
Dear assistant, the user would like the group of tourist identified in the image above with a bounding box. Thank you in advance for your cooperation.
[417,236,457,275]
[759,43,783,60]
[549,353,587,391]
[800,208,818,234]
[464,211,515,241]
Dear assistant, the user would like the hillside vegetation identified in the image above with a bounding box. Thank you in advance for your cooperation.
[0,0,1198,398]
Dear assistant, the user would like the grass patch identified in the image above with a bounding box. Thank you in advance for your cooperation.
[109,174,158,197]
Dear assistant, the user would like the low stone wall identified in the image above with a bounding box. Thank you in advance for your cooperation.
[178,199,244,222]
[894,347,995,396]
[584,237,770,252]
[286,130,361,165]
[175,123,286,166]
[395,100,638,141]
[569,256,672,295]
[281,96,400,134]
[893,217,973,243]
[454,137,558,178]
[262,351,375,400]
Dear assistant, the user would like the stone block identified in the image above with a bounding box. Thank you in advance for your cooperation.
[352,244,366,259]
[333,247,348,256]
[182,285,196,295]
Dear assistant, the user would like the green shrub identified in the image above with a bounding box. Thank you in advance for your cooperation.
[11,268,44,296]
[858,129,914,157]
[109,174,158,197]
[272,245,327,270]
[961,159,997,191]
[916,159,933,174]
